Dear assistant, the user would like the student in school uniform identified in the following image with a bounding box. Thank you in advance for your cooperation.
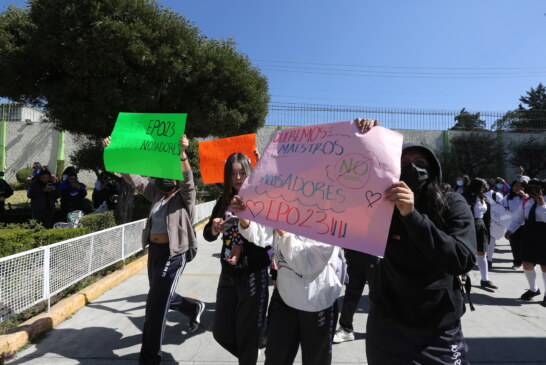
[502,178,529,269]
[463,178,497,290]
[505,180,546,306]
[485,178,504,269]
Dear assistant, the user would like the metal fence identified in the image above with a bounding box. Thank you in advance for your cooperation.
[266,102,546,131]
[0,200,216,323]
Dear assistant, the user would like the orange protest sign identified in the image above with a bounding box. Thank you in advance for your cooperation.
[199,134,257,184]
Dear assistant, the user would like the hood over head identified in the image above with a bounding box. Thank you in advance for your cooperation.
[401,143,442,184]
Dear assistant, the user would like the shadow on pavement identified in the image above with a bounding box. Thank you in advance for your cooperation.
[467,337,546,364]
[8,300,217,364]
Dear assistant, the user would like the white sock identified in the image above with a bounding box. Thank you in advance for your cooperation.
[486,237,496,262]
[542,271,546,293]
[477,255,488,281]
[524,269,538,292]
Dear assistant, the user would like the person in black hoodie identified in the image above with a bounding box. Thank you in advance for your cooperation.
[27,170,60,228]
[59,173,87,219]
[356,118,477,365]
[203,152,271,365]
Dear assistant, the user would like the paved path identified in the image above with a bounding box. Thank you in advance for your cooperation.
[8,233,546,364]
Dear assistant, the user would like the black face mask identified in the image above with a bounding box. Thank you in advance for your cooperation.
[154,178,176,193]
[400,163,429,192]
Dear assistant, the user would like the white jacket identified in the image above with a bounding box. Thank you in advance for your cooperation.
[239,222,343,312]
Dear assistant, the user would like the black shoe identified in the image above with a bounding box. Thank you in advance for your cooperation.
[187,300,205,333]
[487,261,493,270]
[520,289,541,301]
[480,280,498,290]
[541,296,546,307]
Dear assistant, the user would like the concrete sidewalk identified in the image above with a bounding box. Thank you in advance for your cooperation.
[7,232,546,364]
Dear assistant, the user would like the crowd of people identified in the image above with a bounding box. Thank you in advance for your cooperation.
[99,119,545,365]
[1,162,120,228]
[443,171,546,308]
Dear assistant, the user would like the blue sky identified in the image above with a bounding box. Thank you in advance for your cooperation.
[2,0,546,113]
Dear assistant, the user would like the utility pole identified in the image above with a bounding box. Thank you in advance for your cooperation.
[0,104,7,180]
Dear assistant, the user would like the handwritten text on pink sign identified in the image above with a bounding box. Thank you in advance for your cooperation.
[238,121,403,257]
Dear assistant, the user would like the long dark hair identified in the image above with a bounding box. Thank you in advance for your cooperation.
[507,179,527,201]
[416,179,448,228]
[463,178,487,206]
[220,153,253,212]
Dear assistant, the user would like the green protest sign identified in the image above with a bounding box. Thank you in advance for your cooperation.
[104,113,187,180]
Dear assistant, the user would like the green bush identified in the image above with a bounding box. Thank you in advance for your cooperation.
[15,167,33,184]
[80,211,116,232]
[0,226,90,258]
[0,229,36,257]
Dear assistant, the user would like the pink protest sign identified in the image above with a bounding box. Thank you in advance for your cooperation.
[237,121,403,257]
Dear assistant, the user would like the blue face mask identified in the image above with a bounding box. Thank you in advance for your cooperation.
[496,183,504,190]
[456,180,463,187]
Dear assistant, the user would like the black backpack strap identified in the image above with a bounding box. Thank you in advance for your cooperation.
[463,276,475,311]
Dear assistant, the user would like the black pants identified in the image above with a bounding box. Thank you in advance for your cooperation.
[338,250,379,332]
[509,227,523,266]
[213,268,269,365]
[265,289,338,365]
[366,307,469,365]
[139,243,196,365]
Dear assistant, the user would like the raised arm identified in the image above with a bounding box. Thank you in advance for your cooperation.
[177,134,195,220]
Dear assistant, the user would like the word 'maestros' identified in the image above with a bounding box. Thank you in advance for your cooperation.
[273,126,345,156]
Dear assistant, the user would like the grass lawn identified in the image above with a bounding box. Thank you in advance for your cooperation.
[5,190,30,208]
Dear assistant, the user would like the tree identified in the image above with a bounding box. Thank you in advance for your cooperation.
[450,108,486,131]
[515,83,546,131]
[0,0,269,223]
[492,110,522,131]
[442,132,505,183]
[494,84,546,131]
[508,137,546,178]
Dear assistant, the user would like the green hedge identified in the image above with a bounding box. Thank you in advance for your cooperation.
[80,211,116,231]
[0,226,91,258]
[15,167,33,184]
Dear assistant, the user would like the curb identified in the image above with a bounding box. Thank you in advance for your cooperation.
[0,221,209,355]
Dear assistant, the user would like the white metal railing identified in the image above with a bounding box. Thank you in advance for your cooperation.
[0,200,216,323]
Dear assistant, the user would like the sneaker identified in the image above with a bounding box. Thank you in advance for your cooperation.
[187,300,205,333]
[511,264,522,270]
[520,289,541,301]
[333,327,354,344]
[487,261,493,270]
[541,296,546,307]
[480,280,498,290]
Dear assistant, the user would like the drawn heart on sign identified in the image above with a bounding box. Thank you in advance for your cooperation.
[246,200,265,218]
[365,191,382,208]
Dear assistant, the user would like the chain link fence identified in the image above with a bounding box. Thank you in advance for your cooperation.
[266,102,546,131]
[0,200,216,323]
